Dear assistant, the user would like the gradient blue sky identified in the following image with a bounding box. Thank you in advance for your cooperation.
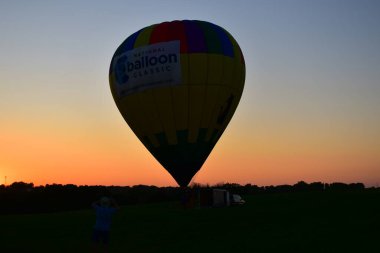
[1,0,380,186]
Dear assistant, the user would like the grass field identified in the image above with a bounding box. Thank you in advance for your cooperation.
[1,190,379,253]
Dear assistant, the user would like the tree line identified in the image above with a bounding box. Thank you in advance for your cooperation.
[0,181,369,214]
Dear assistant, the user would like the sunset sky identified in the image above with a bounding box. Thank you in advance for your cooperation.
[1,0,379,187]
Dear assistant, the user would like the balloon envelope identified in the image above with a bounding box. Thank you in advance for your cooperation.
[109,20,245,186]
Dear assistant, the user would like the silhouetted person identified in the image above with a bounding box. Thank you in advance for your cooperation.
[91,197,119,253]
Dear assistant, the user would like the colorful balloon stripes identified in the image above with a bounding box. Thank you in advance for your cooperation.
[109,20,245,186]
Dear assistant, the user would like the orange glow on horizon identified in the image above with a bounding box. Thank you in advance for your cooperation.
[2,121,379,187]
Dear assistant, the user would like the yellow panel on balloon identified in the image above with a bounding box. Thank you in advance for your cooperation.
[134,92,158,147]
[200,85,220,129]
[172,86,189,131]
[232,62,243,91]
[131,93,153,137]
[119,95,145,137]
[221,57,236,88]
[188,86,206,143]
[188,54,208,86]
[207,54,224,85]
[180,54,189,86]
[205,87,232,139]
[138,90,164,135]
[180,54,190,85]
[134,25,154,47]
[220,91,239,131]
[152,87,177,145]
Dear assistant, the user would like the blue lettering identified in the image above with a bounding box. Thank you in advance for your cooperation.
[127,62,134,72]
[126,53,178,72]
[168,54,177,63]
[159,55,168,64]
[149,57,157,66]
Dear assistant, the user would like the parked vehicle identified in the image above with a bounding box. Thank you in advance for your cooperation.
[230,194,246,205]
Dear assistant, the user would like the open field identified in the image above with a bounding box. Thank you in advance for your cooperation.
[1,190,379,253]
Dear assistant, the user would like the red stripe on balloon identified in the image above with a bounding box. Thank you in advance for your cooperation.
[149,22,170,44]
[167,20,188,53]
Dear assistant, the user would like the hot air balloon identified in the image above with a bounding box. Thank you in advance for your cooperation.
[109,20,245,187]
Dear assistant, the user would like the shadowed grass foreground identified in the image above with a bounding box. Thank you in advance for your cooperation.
[1,190,379,252]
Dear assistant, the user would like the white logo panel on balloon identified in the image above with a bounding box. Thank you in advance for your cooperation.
[114,40,182,97]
